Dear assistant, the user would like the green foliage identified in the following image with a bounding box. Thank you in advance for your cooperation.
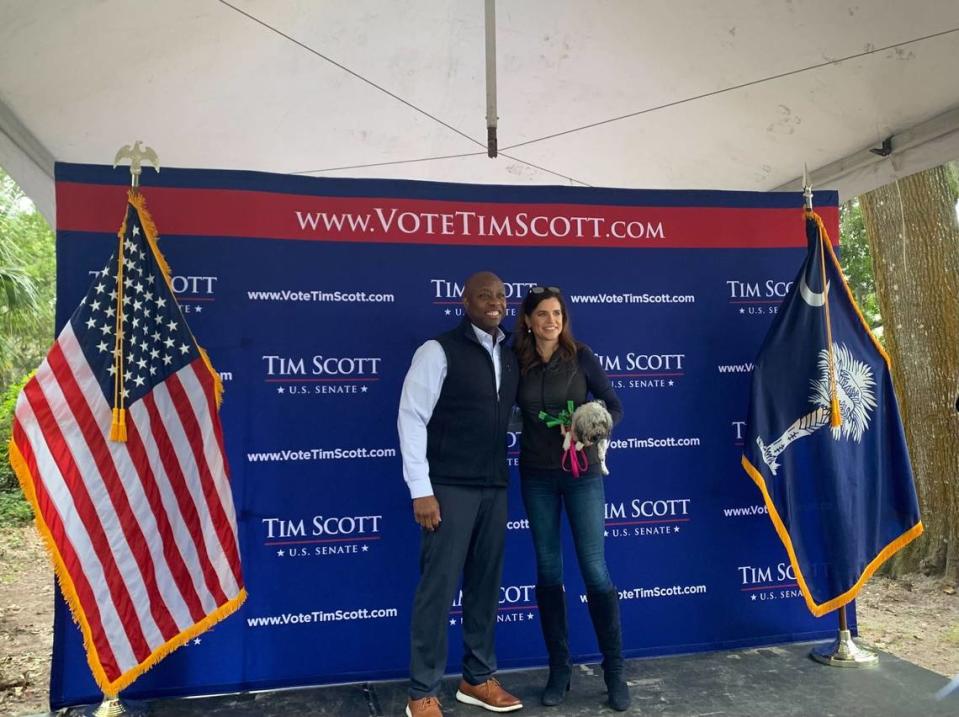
[0,489,34,525]
[0,372,33,525]
[0,167,56,391]
[838,198,883,334]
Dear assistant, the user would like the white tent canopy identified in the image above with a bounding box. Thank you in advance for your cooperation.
[2,0,959,224]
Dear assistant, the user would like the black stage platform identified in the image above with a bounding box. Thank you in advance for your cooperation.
[55,641,956,717]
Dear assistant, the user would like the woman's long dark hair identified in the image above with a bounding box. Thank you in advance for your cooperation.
[514,287,579,375]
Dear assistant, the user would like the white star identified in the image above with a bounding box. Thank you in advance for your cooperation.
[133,299,143,312]
[604,530,609,537]
[449,619,456,626]
[444,309,451,315]
[276,549,285,557]
[94,283,105,294]
[527,613,534,619]
[195,305,202,313]
[668,380,674,386]
[132,317,140,328]
[179,343,190,355]
[105,306,116,318]
[100,323,112,335]
[107,365,116,376]
[163,355,172,365]
[277,386,285,394]
[124,275,134,289]
[164,337,174,348]
[156,296,166,308]
[152,331,161,342]
[122,294,131,306]
[361,386,368,392]
[167,320,177,331]
[110,289,117,300]
[674,526,681,533]
[739,307,745,314]
[135,282,143,293]
[97,341,109,353]
[122,387,130,399]
[149,366,157,376]
[146,275,155,285]
[137,358,147,369]
[155,313,166,324]
[132,225,140,236]
[133,375,146,387]
[100,266,110,277]
[85,317,97,329]
[751,594,757,601]
[144,291,153,302]
[361,545,369,552]
[150,348,160,360]
[192,638,201,646]
[89,300,101,312]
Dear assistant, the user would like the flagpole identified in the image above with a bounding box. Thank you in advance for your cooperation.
[800,168,877,668]
[89,143,163,715]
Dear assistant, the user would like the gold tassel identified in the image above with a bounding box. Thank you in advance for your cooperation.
[830,396,842,428]
[109,407,127,442]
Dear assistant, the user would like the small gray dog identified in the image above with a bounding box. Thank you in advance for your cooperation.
[562,400,614,475]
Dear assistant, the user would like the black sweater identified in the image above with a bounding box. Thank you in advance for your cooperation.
[426,319,519,487]
[516,345,623,476]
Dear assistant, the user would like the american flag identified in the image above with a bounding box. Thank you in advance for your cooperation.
[8,193,245,693]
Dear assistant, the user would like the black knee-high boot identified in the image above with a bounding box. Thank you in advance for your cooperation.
[536,584,572,706]
[586,587,630,711]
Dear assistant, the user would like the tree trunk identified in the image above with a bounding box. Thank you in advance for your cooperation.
[858,165,959,585]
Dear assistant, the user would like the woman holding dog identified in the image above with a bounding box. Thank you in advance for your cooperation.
[513,286,628,711]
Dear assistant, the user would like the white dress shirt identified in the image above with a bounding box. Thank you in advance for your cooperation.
[397,323,506,499]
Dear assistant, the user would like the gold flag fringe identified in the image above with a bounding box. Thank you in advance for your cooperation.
[8,438,247,692]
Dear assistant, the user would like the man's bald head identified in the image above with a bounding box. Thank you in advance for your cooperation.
[463,271,507,335]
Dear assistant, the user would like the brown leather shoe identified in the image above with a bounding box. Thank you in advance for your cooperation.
[455,677,523,712]
[405,695,443,717]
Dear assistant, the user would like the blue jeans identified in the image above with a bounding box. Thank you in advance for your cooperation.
[520,470,613,592]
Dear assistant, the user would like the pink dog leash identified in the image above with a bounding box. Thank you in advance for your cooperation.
[561,435,589,477]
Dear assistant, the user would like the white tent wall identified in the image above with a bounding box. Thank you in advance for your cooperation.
[1,0,959,222]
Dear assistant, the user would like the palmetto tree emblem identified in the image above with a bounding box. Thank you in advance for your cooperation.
[756,343,877,475]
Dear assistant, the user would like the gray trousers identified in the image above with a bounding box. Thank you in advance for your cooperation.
[409,484,507,699]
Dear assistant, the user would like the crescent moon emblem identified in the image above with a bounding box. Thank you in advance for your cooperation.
[799,275,829,307]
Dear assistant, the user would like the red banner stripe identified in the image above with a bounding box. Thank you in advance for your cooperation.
[55,182,840,249]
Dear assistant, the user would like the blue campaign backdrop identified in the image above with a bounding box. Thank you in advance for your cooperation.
[49,165,844,708]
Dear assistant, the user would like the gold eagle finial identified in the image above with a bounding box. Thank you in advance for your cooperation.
[113,141,160,189]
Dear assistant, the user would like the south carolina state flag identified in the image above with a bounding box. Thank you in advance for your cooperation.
[741,211,923,617]
[8,191,245,693]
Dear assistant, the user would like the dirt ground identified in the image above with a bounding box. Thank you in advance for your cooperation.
[0,524,956,717]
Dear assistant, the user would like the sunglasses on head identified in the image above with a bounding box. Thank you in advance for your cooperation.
[529,286,561,295]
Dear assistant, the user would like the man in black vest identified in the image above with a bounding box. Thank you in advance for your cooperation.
[398,272,522,717]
